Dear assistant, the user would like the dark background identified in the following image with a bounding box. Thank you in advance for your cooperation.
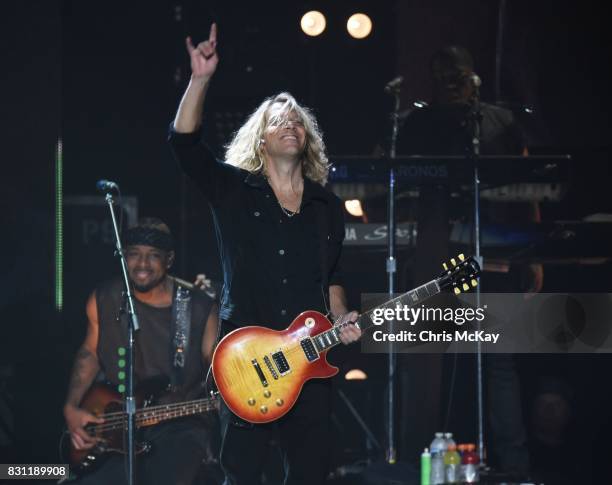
[1,1,611,483]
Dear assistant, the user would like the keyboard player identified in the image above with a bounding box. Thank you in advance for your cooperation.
[396,45,540,476]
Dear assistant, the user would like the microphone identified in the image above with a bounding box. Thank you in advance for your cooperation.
[384,76,404,94]
[470,73,482,88]
[96,179,119,193]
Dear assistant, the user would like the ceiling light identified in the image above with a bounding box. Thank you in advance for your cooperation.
[301,11,326,37]
[347,13,372,39]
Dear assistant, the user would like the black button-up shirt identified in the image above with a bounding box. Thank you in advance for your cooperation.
[169,129,345,331]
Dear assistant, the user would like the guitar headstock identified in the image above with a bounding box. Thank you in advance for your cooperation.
[437,254,481,295]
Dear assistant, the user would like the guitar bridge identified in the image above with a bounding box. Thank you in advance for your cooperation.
[271,351,290,375]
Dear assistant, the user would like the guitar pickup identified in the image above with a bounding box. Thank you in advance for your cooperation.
[300,338,319,362]
[263,355,279,380]
[271,351,290,375]
[251,358,269,387]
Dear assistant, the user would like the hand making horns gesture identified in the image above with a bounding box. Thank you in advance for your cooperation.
[185,23,218,81]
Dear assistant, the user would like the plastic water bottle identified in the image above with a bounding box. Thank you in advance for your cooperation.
[444,444,461,483]
[443,432,456,449]
[430,431,446,452]
[429,432,446,484]
[421,448,431,485]
[461,443,479,483]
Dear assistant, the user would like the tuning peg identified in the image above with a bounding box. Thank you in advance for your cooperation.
[458,254,465,262]
[471,279,478,287]
[453,287,461,295]
[462,282,469,291]
[443,262,448,271]
[451,258,457,267]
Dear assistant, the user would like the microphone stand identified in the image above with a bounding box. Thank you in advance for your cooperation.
[102,188,139,485]
[385,82,401,464]
[467,87,485,464]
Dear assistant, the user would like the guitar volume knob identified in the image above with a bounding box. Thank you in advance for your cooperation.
[263,390,271,398]
[276,398,284,406]
[248,398,256,406]
[260,405,268,414]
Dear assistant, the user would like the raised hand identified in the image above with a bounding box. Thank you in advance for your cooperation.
[186,23,218,81]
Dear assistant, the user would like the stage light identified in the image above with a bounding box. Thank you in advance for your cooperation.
[345,199,364,217]
[347,13,372,39]
[301,11,326,37]
[345,369,368,380]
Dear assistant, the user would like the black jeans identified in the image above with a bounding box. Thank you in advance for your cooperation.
[70,418,209,485]
[219,380,332,485]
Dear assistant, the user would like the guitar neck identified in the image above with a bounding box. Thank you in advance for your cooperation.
[135,397,218,426]
[311,278,441,354]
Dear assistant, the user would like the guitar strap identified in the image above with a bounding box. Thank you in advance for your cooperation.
[170,284,192,388]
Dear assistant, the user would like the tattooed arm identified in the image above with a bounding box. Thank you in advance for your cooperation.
[63,292,104,450]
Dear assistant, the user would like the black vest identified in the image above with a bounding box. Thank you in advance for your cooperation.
[96,278,213,402]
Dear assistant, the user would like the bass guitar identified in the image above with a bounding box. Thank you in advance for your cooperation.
[212,254,480,423]
[63,376,218,478]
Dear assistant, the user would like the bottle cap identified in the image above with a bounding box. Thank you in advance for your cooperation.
[466,444,476,451]
[435,432,443,437]
[447,444,457,451]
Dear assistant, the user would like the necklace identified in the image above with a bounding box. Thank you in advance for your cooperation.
[267,176,303,218]
[278,200,300,218]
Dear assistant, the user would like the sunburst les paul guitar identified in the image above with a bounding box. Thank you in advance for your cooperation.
[212,254,481,423]
[63,377,218,478]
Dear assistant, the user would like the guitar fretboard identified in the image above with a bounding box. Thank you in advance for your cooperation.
[100,397,219,431]
[311,279,440,353]
[137,398,218,425]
